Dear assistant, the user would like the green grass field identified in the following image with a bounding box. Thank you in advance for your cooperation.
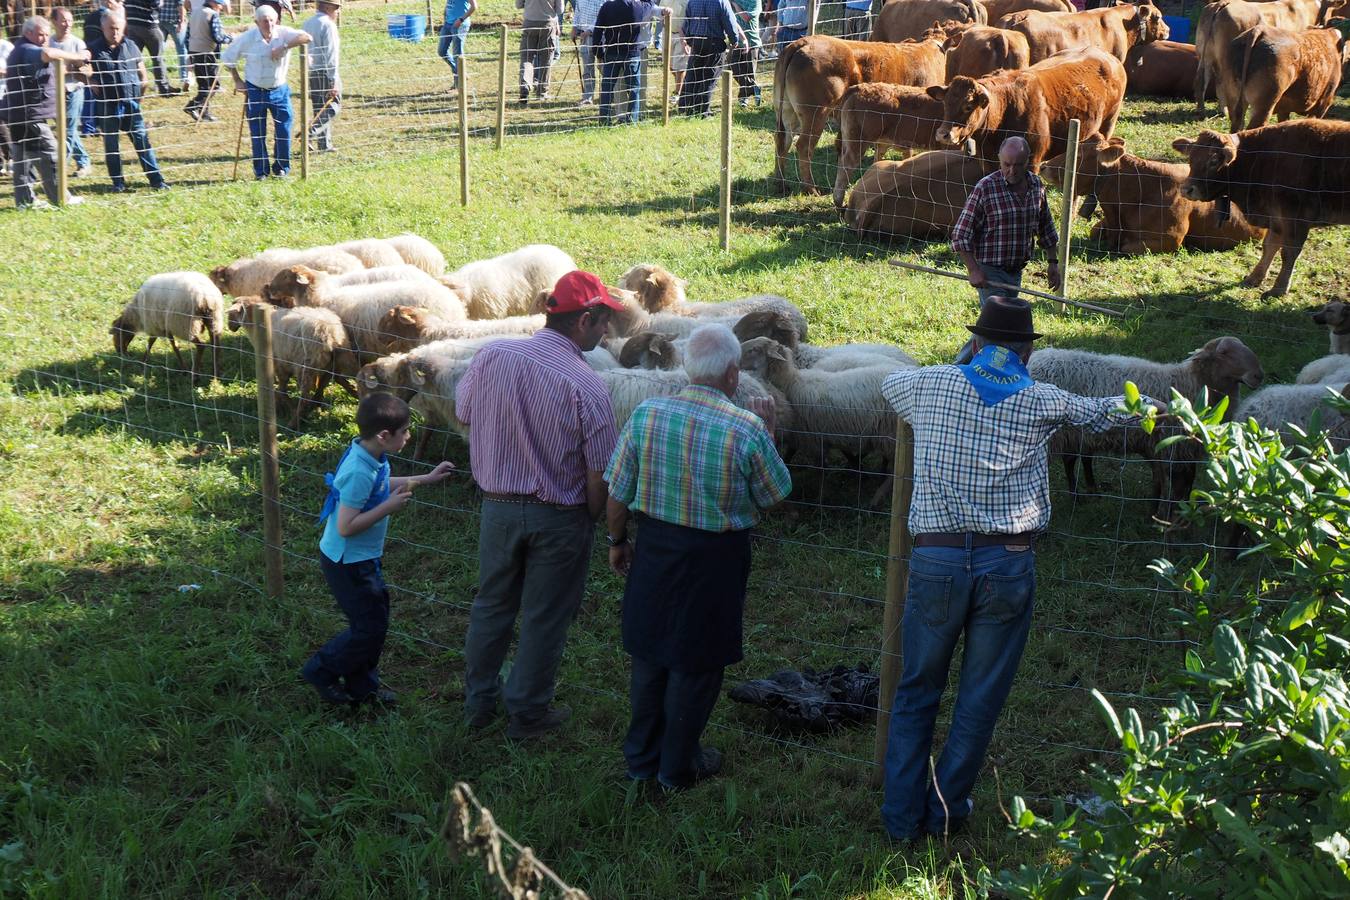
[4,5,1350,895]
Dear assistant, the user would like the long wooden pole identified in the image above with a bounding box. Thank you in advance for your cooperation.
[55,62,66,207]
[886,259,1125,318]
[872,417,913,787]
[457,62,469,206]
[298,46,309,180]
[496,25,507,150]
[232,96,247,181]
[718,68,732,250]
[252,304,285,599]
[806,0,817,35]
[1057,118,1081,315]
[661,13,671,126]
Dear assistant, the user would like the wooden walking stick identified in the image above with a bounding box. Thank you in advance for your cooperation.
[307,93,336,132]
[195,67,224,124]
[887,259,1127,318]
[232,97,247,180]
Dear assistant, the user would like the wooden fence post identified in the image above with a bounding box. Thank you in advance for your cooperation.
[55,62,66,207]
[299,46,309,180]
[252,304,285,600]
[718,68,732,251]
[661,12,671,125]
[807,0,817,36]
[1057,117,1081,314]
[871,417,913,787]
[458,62,469,206]
[496,25,507,150]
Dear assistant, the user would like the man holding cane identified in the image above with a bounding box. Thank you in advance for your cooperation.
[221,3,311,179]
[302,0,340,152]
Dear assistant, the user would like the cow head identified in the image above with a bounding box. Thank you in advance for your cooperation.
[1132,4,1169,44]
[1173,130,1238,202]
[928,78,990,146]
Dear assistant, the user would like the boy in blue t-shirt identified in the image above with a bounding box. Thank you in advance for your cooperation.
[301,393,454,707]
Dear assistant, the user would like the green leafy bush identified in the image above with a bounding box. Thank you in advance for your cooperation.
[992,388,1350,898]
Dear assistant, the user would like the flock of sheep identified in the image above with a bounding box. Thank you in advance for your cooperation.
[108,233,1350,515]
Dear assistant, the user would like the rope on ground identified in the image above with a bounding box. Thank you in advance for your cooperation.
[441,781,591,900]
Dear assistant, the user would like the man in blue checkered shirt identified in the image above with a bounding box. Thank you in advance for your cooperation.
[877,297,1153,842]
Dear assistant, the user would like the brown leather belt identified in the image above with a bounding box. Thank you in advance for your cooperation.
[482,491,585,510]
[913,532,1036,549]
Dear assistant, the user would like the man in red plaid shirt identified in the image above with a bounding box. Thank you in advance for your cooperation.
[950,136,1060,362]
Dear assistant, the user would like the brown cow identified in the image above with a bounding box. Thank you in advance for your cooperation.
[846,150,988,237]
[1220,24,1350,132]
[979,0,1072,23]
[774,34,947,194]
[1126,39,1212,98]
[832,84,947,208]
[944,24,1033,79]
[927,46,1127,170]
[1174,120,1350,297]
[871,0,986,42]
[997,3,1169,63]
[1192,0,1344,113]
[1041,134,1265,253]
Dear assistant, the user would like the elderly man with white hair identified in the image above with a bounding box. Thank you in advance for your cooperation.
[949,135,1060,363]
[221,2,310,179]
[604,323,791,792]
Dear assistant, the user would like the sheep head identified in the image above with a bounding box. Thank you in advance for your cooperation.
[110,312,136,354]
[225,296,265,333]
[376,306,432,354]
[620,263,688,313]
[269,265,323,307]
[260,270,299,307]
[618,332,680,370]
[529,287,553,315]
[208,265,233,293]
[357,353,412,400]
[1192,336,1264,400]
[733,310,800,350]
[739,336,794,387]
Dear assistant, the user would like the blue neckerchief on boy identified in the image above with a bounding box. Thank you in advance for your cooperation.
[317,440,391,526]
[957,343,1035,407]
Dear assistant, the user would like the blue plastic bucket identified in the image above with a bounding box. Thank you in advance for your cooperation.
[387,14,427,42]
[1163,15,1191,43]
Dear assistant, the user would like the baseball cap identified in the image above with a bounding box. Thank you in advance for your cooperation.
[545,270,628,315]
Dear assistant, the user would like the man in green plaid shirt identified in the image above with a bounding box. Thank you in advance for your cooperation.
[605,323,791,791]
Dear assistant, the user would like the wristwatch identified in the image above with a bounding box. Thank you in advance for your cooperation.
[605,532,628,547]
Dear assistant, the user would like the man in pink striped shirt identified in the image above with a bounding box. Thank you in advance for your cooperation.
[455,269,624,740]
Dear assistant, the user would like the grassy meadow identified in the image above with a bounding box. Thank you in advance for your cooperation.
[4,4,1350,896]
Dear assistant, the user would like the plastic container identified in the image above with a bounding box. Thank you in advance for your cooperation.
[387,14,427,42]
[1163,15,1191,43]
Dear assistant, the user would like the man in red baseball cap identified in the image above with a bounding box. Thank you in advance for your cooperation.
[454,270,624,740]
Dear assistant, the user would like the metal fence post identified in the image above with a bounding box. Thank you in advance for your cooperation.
[252,304,285,599]
[496,25,508,150]
[1057,118,1081,314]
[871,417,913,787]
[458,62,470,206]
[718,68,732,250]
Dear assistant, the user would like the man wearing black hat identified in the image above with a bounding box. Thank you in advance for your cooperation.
[876,297,1153,843]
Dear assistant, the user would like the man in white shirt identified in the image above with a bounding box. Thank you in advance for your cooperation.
[301,0,339,152]
[221,3,310,178]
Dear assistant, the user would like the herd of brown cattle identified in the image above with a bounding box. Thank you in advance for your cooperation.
[773,0,1350,297]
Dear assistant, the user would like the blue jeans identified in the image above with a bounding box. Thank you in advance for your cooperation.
[245,83,292,178]
[954,263,1022,364]
[438,20,470,75]
[65,86,90,169]
[167,26,188,83]
[97,99,164,188]
[599,55,642,124]
[623,656,724,788]
[304,555,390,700]
[776,25,807,54]
[881,544,1036,840]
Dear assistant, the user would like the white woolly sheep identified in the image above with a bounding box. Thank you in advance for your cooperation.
[111,271,225,383]
[375,306,544,354]
[265,265,467,359]
[403,352,478,459]
[332,239,405,269]
[584,346,621,371]
[1310,301,1350,356]
[226,297,359,428]
[385,233,448,276]
[1236,382,1350,449]
[733,310,917,371]
[598,365,783,431]
[1296,355,1350,386]
[619,263,811,341]
[451,244,576,320]
[209,247,364,297]
[261,263,436,305]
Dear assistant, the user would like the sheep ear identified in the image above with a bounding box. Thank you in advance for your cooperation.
[1171,138,1195,154]
[397,308,417,324]
[768,343,790,362]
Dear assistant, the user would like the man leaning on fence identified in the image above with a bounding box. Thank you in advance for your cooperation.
[455,270,624,742]
[950,135,1059,364]
[89,8,168,192]
[605,323,791,791]
[4,15,91,209]
[516,0,562,104]
[877,297,1155,843]
[222,4,311,179]
[678,0,743,116]
[302,0,340,153]
[595,0,665,124]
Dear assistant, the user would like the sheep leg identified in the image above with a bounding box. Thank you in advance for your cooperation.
[167,336,187,372]
[413,426,431,461]
[142,336,157,364]
[211,331,220,383]
[1080,454,1099,493]
[290,376,306,431]
[191,340,206,385]
[310,369,333,409]
[334,376,360,399]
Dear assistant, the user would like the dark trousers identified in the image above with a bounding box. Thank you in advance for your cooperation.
[187,52,221,111]
[303,555,391,700]
[98,100,164,188]
[9,120,60,206]
[623,656,723,788]
[599,55,642,124]
[732,45,759,100]
[679,37,724,116]
[0,120,10,168]
[126,22,169,90]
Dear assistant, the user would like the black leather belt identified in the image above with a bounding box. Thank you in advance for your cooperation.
[483,491,585,510]
[913,532,1036,549]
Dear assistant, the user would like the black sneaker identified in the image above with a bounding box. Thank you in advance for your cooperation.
[505,704,571,740]
[201,112,218,122]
